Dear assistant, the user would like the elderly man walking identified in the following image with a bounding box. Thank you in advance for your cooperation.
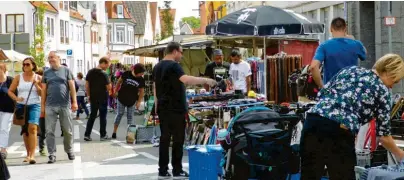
[41,51,78,164]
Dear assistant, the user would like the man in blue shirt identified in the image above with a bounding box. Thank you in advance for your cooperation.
[310,17,367,88]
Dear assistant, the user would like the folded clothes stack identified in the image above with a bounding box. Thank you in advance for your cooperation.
[360,162,404,180]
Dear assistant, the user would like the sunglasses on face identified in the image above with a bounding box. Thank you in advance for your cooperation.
[23,63,31,67]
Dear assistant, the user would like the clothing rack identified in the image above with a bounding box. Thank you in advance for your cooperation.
[267,54,303,103]
[246,58,265,95]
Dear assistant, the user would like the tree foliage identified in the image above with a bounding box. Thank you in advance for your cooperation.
[161,1,174,40]
[181,16,200,29]
[29,3,46,67]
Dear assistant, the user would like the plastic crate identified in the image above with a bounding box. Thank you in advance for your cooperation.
[286,173,329,180]
[356,149,371,167]
[187,145,224,180]
[354,166,366,180]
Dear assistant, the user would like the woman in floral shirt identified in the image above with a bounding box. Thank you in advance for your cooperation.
[301,54,404,180]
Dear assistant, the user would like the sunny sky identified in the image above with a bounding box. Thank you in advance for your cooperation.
[156,0,200,20]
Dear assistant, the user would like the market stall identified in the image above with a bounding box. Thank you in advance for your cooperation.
[0,49,31,76]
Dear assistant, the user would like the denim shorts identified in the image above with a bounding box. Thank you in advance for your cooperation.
[16,103,40,125]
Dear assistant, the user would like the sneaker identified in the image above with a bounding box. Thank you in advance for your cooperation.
[84,136,92,141]
[100,135,110,141]
[158,171,171,179]
[112,133,117,139]
[85,116,89,119]
[48,155,56,164]
[74,117,80,120]
[39,149,47,156]
[173,171,189,179]
[67,153,75,160]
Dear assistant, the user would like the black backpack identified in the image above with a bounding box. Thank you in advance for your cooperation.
[295,65,321,100]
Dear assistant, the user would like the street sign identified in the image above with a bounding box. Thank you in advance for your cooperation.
[384,16,396,26]
[67,49,73,56]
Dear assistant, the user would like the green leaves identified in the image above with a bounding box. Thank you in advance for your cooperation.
[181,16,200,29]
[30,3,46,68]
[161,1,174,40]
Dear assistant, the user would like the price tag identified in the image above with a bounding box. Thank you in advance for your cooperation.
[223,111,231,122]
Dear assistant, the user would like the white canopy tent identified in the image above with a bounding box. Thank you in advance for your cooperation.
[0,49,32,76]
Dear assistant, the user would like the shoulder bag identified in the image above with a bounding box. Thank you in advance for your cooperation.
[13,80,35,126]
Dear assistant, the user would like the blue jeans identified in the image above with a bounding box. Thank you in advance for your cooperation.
[16,103,40,125]
[85,100,108,137]
[76,96,89,117]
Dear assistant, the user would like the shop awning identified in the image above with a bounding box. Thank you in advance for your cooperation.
[124,35,215,57]
[124,43,167,57]
[181,35,214,48]
[0,49,31,62]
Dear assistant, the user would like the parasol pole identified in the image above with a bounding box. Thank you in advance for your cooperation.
[12,61,15,76]
[263,36,267,98]
[252,38,257,56]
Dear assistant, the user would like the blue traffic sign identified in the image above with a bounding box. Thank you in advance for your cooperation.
[67,49,73,56]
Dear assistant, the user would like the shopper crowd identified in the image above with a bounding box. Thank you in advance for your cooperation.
[0,16,403,180]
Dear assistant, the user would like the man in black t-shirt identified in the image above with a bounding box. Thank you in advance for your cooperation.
[153,42,217,178]
[84,57,111,141]
[204,49,230,91]
[111,63,145,139]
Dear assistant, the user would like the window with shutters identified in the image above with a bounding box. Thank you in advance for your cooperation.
[65,21,69,44]
[47,17,51,36]
[60,20,65,43]
[108,27,113,43]
[79,26,83,42]
[63,1,69,11]
[51,18,54,36]
[76,25,79,41]
[70,24,74,41]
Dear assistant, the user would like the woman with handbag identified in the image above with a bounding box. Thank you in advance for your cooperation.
[7,57,42,164]
[0,63,14,160]
[300,54,404,180]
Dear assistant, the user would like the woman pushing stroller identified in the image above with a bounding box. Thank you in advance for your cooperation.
[301,54,404,179]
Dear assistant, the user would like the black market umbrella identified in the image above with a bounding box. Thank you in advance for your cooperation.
[206,6,325,36]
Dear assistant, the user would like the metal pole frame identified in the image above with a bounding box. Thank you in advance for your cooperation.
[263,37,267,98]
[388,1,392,53]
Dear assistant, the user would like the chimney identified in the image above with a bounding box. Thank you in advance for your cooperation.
[199,2,207,34]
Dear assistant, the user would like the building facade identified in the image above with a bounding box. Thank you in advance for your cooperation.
[0,1,88,75]
[347,1,404,94]
[51,1,86,75]
[127,1,157,65]
[78,1,110,73]
[0,1,57,58]
[106,1,136,65]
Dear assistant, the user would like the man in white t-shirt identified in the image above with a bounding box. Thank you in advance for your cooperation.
[228,49,252,94]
